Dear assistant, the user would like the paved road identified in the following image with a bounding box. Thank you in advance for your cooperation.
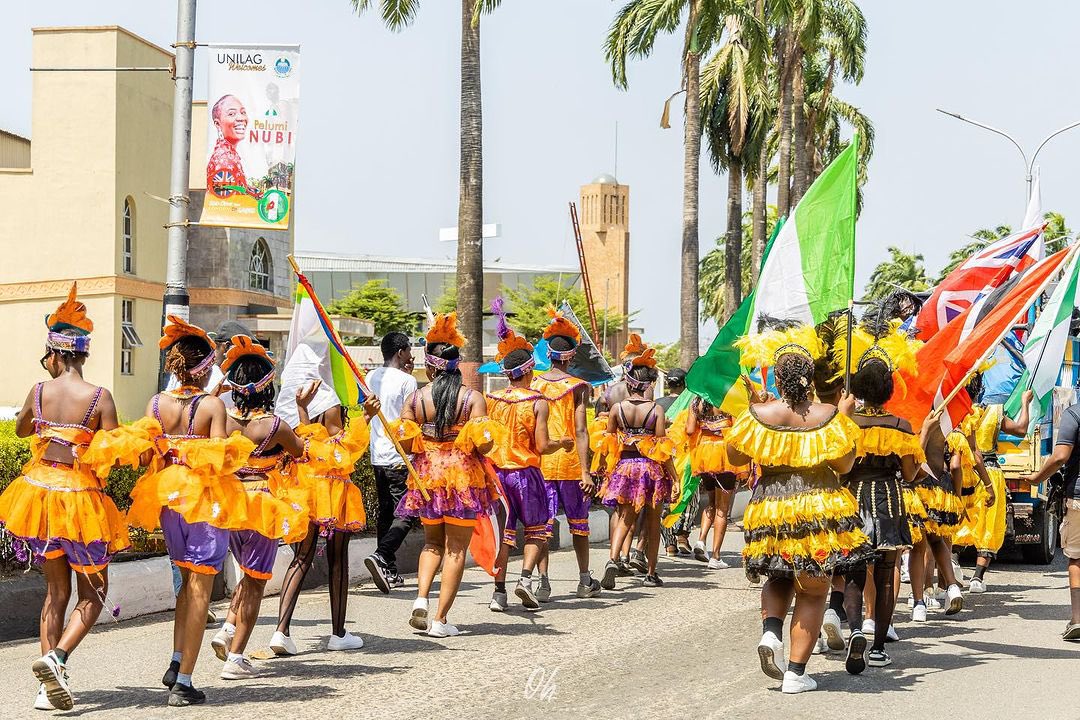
[0,532,1077,720]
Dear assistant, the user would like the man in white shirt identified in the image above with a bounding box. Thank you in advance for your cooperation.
[363,332,419,593]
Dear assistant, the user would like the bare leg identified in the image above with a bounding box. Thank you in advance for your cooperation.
[712,489,734,558]
[174,567,190,656]
[494,541,512,584]
[909,539,927,603]
[762,576,796,621]
[699,490,716,549]
[571,534,590,573]
[230,576,266,655]
[644,504,662,574]
[1069,559,1080,624]
[927,533,958,587]
[433,524,472,623]
[178,573,214,675]
[40,558,73,656]
[863,562,877,624]
[55,570,107,655]
[417,523,445,601]
[225,578,243,630]
[521,538,543,573]
[609,505,638,562]
[789,575,832,665]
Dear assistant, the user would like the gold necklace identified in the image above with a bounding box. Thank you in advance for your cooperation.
[164,386,206,399]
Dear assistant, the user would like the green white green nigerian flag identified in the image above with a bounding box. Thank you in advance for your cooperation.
[1004,247,1080,432]
[748,137,858,331]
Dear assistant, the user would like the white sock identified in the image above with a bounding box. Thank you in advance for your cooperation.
[223,622,236,635]
[171,651,182,663]
[226,652,244,664]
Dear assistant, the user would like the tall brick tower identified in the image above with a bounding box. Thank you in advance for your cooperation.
[579,173,629,354]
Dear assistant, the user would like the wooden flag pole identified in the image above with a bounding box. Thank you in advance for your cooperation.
[287,255,429,501]
[844,301,855,394]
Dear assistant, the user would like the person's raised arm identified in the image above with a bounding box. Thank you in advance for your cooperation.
[1001,390,1034,438]
[294,379,322,427]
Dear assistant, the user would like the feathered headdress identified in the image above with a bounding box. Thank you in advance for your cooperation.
[492,297,535,379]
[425,312,466,348]
[159,315,216,379]
[44,282,94,353]
[734,322,825,369]
[543,307,581,343]
[621,333,648,360]
[629,347,657,368]
[221,335,276,395]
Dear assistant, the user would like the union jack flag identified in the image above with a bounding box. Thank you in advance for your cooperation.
[915,224,1045,339]
[211,170,236,197]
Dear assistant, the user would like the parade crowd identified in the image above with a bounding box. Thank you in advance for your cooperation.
[2,284,1079,711]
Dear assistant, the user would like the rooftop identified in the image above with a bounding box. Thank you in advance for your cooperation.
[293,251,578,276]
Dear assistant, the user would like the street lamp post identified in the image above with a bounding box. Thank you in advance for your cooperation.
[164,0,197,323]
[936,108,1080,210]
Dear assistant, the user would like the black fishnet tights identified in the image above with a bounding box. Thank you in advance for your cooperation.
[276,524,352,636]
[327,531,350,637]
[843,550,899,651]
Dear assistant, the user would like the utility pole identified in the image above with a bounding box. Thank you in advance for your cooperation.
[164,0,197,325]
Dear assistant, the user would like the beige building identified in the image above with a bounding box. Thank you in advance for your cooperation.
[0,26,293,419]
[578,173,630,353]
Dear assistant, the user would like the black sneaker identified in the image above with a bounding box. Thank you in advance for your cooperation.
[161,660,180,689]
[628,550,648,573]
[642,573,663,587]
[387,571,405,589]
[845,630,867,675]
[365,554,391,595]
[168,683,207,707]
[867,648,892,667]
[601,560,618,590]
[617,557,634,576]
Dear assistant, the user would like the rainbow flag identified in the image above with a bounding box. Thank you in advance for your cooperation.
[276,277,362,427]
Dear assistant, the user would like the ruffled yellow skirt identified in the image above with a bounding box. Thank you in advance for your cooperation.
[288,471,367,534]
[0,461,130,558]
[916,480,964,541]
[128,464,250,532]
[240,478,311,543]
[689,436,750,480]
[953,466,1007,555]
[902,486,928,546]
[743,467,874,578]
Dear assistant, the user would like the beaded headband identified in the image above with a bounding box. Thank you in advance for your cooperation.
[503,357,536,380]
[46,332,91,353]
[189,350,216,379]
[856,345,894,372]
[624,372,653,393]
[229,367,276,395]
[425,354,459,372]
[774,343,814,363]
[548,347,577,362]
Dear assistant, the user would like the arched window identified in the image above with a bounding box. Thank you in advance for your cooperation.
[122,198,135,274]
[249,238,272,292]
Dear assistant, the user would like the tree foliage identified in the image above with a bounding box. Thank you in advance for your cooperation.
[327,280,418,344]
[699,204,778,323]
[863,246,931,301]
[502,276,626,343]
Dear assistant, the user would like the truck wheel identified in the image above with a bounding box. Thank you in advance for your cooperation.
[1021,505,1059,565]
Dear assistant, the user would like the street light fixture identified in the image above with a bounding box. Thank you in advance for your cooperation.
[936,108,1080,209]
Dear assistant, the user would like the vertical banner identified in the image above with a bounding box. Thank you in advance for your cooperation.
[202,44,300,229]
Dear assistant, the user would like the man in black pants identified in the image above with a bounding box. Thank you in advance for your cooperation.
[364,332,419,594]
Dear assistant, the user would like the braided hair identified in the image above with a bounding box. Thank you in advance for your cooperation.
[774,352,814,407]
[164,336,213,386]
[227,356,276,416]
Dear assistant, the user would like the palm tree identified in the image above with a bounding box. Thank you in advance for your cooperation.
[606,0,744,367]
[351,0,501,377]
[702,8,768,321]
[863,246,930,301]
[937,224,1012,281]
[1043,211,1073,254]
[802,44,873,192]
[699,205,776,321]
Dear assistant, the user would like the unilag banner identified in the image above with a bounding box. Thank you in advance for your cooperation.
[201,44,300,230]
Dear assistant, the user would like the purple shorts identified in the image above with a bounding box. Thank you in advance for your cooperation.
[497,467,554,547]
[229,530,278,580]
[161,508,229,575]
[23,537,112,574]
[546,480,592,537]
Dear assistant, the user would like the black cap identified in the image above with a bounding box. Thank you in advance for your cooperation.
[666,368,687,385]
[210,320,254,344]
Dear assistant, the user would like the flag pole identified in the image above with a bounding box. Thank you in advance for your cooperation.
[844,300,855,393]
[287,255,429,501]
[927,244,1080,424]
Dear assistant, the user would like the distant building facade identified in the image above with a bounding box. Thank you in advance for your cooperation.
[579,173,630,353]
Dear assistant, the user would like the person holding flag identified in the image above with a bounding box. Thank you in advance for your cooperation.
[391,312,505,637]
[726,323,870,694]
[485,303,572,611]
[532,309,602,600]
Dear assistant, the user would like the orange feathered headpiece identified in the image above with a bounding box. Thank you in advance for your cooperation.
[159,315,216,351]
[425,312,467,348]
[495,328,533,363]
[629,347,657,369]
[221,335,274,372]
[620,333,647,360]
[45,282,93,335]
[542,307,581,344]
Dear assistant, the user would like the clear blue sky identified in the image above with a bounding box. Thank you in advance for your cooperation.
[3,1,1078,347]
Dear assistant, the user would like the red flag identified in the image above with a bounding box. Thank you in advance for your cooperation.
[468,460,507,577]
[916,225,1044,339]
[889,247,1071,431]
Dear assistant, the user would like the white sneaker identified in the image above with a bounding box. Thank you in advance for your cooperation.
[756,631,787,680]
[812,634,828,655]
[34,685,52,711]
[907,595,914,608]
[693,540,708,562]
[31,651,73,711]
[781,670,818,694]
[489,591,508,612]
[515,579,540,610]
[822,609,845,650]
[924,589,943,610]
[707,557,730,570]
[969,577,987,593]
[945,584,964,615]
[427,620,461,638]
[862,618,876,636]
[951,554,965,582]
[911,603,928,622]
[886,625,900,642]
[327,632,364,651]
[211,626,234,661]
[900,567,911,584]
[220,657,260,680]
[409,597,429,631]
[575,578,602,598]
[269,631,297,656]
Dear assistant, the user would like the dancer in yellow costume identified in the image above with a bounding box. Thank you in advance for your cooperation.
[726,323,871,694]
[0,284,129,712]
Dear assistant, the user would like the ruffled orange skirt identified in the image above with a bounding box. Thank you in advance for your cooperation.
[0,461,130,556]
[690,437,750,479]
[240,478,310,543]
[128,464,250,532]
[287,472,367,534]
